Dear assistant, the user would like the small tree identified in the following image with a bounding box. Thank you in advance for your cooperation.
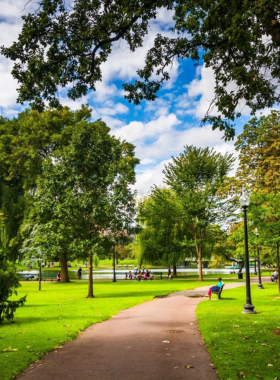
[20,224,49,291]
[0,251,26,323]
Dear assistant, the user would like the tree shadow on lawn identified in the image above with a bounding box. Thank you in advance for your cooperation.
[219,297,238,300]
[96,291,176,298]
[22,304,50,307]
[6,314,100,326]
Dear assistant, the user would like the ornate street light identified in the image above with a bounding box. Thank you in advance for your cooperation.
[255,228,264,289]
[239,189,257,314]
[112,242,117,282]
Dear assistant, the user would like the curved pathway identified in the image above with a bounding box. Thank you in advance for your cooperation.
[16,281,258,380]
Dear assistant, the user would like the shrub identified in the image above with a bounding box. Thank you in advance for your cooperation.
[0,252,26,323]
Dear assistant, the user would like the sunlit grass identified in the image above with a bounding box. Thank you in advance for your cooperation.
[197,283,280,380]
[1,279,214,380]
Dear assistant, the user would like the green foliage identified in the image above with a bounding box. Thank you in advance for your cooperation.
[93,254,99,268]
[235,110,280,191]
[1,0,172,111]
[163,145,235,279]
[137,188,187,269]
[0,182,25,262]
[0,105,93,263]
[26,118,139,296]
[0,252,26,323]
[3,1,280,137]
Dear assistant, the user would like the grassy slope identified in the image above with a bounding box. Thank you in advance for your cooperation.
[197,283,280,380]
[1,279,214,380]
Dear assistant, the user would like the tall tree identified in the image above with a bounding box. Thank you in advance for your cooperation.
[28,120,139,298]
[164,146,235,280]
[235,111,280,192]
[2,1,280,138]
[0,105,94,280]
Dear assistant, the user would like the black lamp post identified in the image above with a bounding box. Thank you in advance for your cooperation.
[255,228,264,289]
[112,243,117,282]
[240,189,257,314]
[254,253,257,275]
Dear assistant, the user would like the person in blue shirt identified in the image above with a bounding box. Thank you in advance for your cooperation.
[207,277,224,300]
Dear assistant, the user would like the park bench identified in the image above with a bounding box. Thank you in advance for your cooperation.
[18,273,35,281]
[40,273,56,282]
[132,272,163,280]
[211,284,224,300]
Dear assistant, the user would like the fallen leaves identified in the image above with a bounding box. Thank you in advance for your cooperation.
[1,347,18,353]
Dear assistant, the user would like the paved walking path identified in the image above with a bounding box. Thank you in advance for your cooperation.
[16,279,265,380]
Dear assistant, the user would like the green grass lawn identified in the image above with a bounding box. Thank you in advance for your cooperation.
[197,283,280,380]
[1,278,216,380]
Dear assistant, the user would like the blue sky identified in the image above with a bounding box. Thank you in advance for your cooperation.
[0,1,270,195]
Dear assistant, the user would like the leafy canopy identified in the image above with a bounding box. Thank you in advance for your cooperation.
[27,119,139,297]
[235,110,280,192]
[2,0,280,139]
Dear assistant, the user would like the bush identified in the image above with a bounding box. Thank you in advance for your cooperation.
[0,253,26,323]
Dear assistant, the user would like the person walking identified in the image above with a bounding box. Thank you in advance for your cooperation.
[167,266,172,279]
[77,267,82,279]
[134,266,138,279]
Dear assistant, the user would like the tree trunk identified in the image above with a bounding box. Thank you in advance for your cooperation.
[277,242,280,297]
[238,261,244,273]
[198,247,203,281]
[39,262,42,291]
[173,264,177,276]
[60,252,70,283]
[87,254,94,298]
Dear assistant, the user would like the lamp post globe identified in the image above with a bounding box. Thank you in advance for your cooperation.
[239,189,257,314]
[255,228,264,289]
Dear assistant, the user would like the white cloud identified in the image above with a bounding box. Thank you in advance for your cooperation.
[132,159,171,196]
[140,158,156,165]
[112,113,180,145]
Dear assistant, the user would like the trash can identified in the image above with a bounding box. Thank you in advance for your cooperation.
[238,273,243,279]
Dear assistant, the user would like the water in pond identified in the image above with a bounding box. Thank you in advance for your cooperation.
[17,267,255,280]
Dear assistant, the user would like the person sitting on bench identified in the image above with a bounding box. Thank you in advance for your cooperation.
[207,277,224,300]
[137,270,142,281]
[271,271,278,282]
